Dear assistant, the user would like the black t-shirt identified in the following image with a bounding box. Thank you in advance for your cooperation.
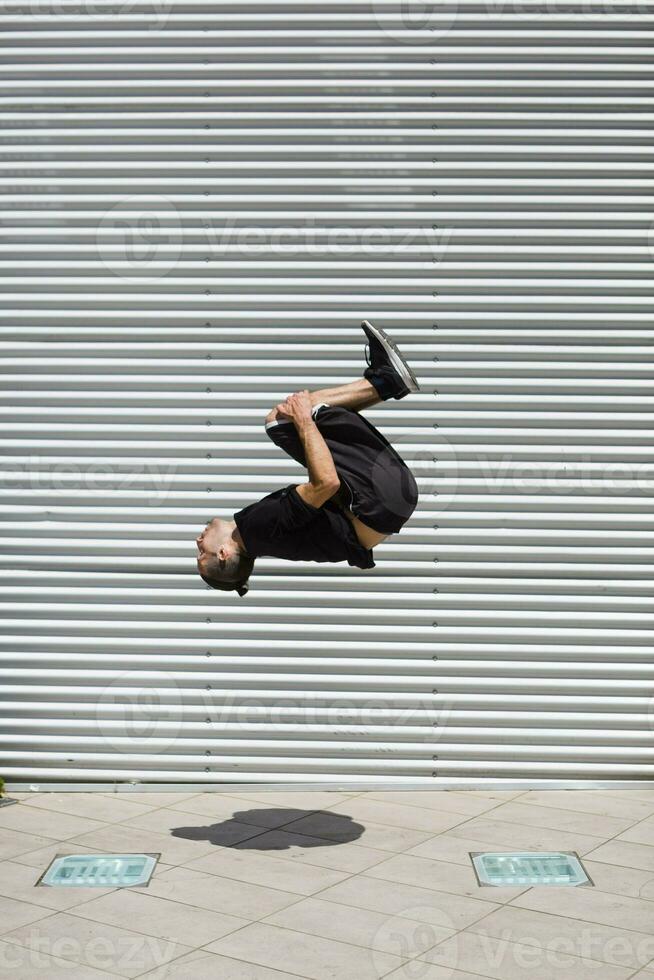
[234,484,375,569]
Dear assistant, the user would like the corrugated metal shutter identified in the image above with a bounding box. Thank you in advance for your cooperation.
[1,0,652,788]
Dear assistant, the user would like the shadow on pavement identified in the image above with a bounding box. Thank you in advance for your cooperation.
[170,808,365,849]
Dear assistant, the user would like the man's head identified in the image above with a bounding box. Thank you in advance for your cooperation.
[196,518,253,596]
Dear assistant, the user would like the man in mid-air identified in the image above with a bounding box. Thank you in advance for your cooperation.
[196,321,420,596]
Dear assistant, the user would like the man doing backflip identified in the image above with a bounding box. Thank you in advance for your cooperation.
[196,321,420,596]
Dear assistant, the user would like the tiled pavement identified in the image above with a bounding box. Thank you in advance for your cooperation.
[1,788,654,979]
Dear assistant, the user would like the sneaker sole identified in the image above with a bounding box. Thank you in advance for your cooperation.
[361,320,420,393]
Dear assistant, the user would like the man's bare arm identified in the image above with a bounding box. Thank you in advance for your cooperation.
[275,391,340,508]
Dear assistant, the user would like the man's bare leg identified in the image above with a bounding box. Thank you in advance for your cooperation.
[266,378,379,425]
[309,378,380,411]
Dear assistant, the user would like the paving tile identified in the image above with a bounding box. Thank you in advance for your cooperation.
[617,816,654,847]
[483,800,633,838]
[0,938,118,979]
[597,789,654,804]
[407,833,518,867]
[446,815,605,855]
[511,886,654,935]
[68,822,219,866]
[0,829,58,862]
[99,792,201,807]
[20,792,157,823]
[582,860,654,901]
[366,791,508,818]
[232,827,390,874]
[70,887,248,947]
[226,790,355,810]
[0,803,108,841]
[420,929,635,980]
[384,964,507,980]
[282,811,433,853]
[364,851,526,903]
[138,948,317,979]
[465,903,654,969]
[0,860,116,910]
[182,844,349,895]
[169,795,316,830]
[11,841,107,871]
[2,910,193,978]
[319,874,499,930]
[144,864,300,919]
[520,791,654,821]
[0,895,55,935]
[264,895,455,956]
[205,921,405,980]
[328,797,471,834]
[117,806,266,846]
[584,840,654,873]
[453,791,526,801]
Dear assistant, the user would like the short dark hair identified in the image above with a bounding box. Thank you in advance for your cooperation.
[199,550,254,597]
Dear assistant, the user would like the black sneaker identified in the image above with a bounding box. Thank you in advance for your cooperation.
[361,320,420,400]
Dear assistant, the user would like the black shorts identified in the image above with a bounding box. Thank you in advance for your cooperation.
[265,405,418,535]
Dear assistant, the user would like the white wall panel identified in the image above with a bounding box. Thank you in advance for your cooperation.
[1,0,652,786]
